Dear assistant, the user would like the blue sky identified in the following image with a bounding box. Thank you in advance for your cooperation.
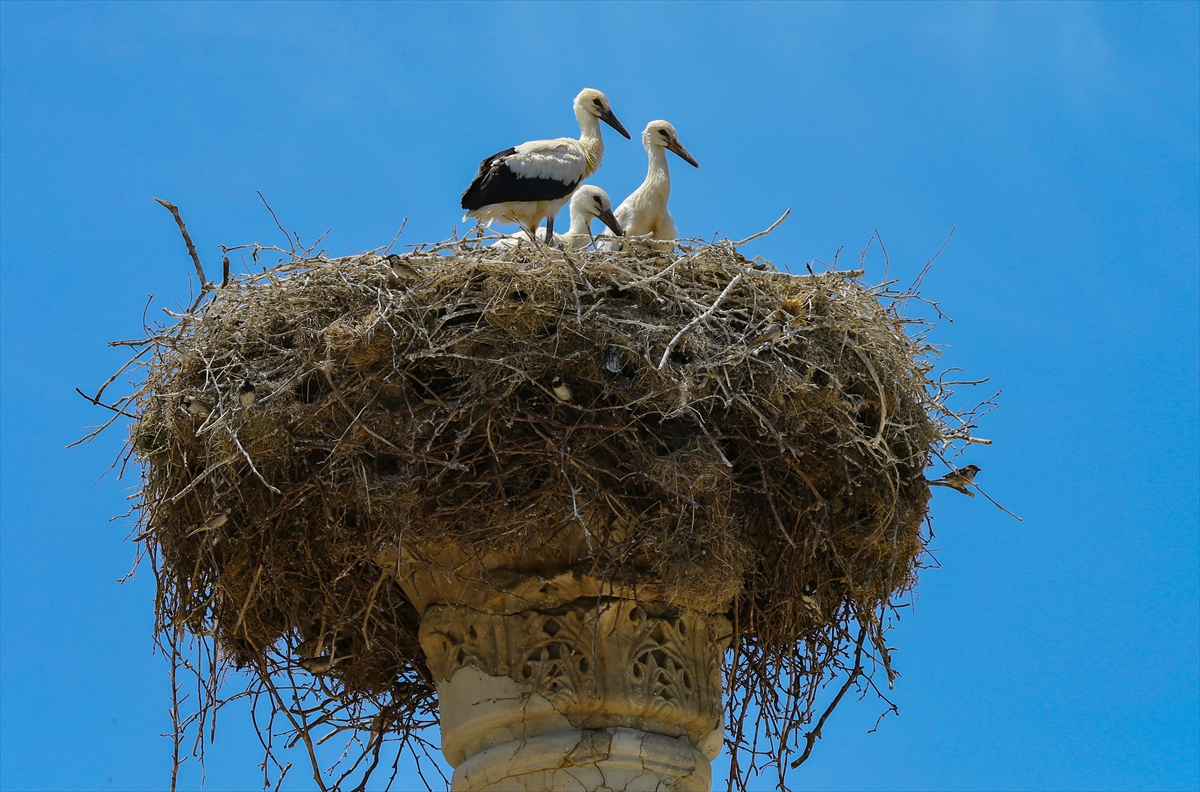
[1,2,1197,790]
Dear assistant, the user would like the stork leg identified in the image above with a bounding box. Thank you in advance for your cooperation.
[544,216,555,244]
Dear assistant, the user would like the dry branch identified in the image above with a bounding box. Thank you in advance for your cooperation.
[154,198,207,290]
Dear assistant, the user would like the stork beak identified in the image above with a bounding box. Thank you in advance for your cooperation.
[600,108,632,139]
[666,138,700,168]
[598,207,624,237]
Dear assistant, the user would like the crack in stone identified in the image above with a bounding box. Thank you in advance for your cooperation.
[565,729,612,767]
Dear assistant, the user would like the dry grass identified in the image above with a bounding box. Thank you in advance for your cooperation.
[96,230,984,790]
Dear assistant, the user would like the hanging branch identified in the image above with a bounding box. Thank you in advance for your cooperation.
[790,624,868,769]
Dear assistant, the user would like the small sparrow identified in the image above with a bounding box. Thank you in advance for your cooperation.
[188,510,229,536]
[384,254,422,283]
[929,464,980,497]
[295,637,321,659]
[551,375,572,404]
[299,653,352,675]
[799,582,822,615]
[181,395,213,416]
[238,380,257,408]
[748,311,786,349]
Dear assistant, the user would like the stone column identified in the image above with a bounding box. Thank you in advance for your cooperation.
[395,541,729,792]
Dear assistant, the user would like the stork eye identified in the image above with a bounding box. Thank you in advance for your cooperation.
[593,99,602,107]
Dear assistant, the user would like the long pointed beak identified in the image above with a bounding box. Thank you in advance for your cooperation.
[667,139,700,168]
[600,108,632,140]
[598,207,624,237]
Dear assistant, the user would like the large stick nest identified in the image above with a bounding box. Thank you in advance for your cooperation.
[124,237,967,788]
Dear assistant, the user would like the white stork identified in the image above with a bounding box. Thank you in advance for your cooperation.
[492,186,624,250]
[602,120,699,249]
[461,88,631,243]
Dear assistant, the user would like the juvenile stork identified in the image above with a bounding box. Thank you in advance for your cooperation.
[602,120,699,248]
[461,88,631,242]
[492,186,624,250]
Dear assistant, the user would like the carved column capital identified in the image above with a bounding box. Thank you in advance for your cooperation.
[395,537,731,790]
[422,599,728,768]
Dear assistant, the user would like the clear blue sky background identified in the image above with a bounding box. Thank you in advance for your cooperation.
[2,2,1197,790]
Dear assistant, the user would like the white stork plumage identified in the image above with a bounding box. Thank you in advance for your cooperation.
[601,120,699,249]
[461,88,631,242]
[492,185,624,250]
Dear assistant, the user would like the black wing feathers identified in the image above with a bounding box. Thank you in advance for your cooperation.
[461,147,580,211]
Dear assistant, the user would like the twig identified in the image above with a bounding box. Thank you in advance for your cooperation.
[230,432,282,494]
[154,198,208,289]
[858,235,874,268]
[899,225,955,309]
[383,218,408,255]
[167,627,184,792]
[74,387,136,419]
[232,564,264,640]
[974,484,1024,521]
[169,455,236,503]
[257,191,296,255]
[876,228,890,282]
[658,272,743,369]
[733,208,791,247]
[790,624,868,768]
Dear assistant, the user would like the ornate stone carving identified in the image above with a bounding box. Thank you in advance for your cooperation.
[421,599,730,772]
[397,531,732,789]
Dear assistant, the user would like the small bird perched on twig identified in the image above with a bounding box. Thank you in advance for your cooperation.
[799,582,822,617]
[929,464,980,497]
[299,653,353,675]
[747,311,787,350]
[181,394,213,416]
[187,510,228,537]
[237,379,256,420]
[551,375,573,404]
[384,254,422,283]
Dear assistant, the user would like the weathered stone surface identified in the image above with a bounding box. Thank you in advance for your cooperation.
[400,534,730,790]
[424,601,729,766]
[453,727,710,792]
[390,529,706,617]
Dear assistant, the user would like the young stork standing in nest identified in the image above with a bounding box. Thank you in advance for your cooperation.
[492,186,624,250]
[602,120,699,249]
[461,88,631,242]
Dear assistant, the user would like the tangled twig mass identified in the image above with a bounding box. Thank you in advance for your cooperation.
[96,231,984,790]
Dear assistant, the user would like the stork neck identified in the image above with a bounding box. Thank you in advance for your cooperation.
[644,145,672,191]
[576,107,603,143]
[576,111,605,178]
[566,208,592,238]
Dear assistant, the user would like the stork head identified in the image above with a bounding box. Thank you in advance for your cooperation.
[643,120,700,168]
[572,185,623,236]
[574,88,631,139]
